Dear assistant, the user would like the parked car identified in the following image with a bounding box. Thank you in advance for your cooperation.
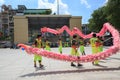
[50,42,58,47]
[0,41,12,48]
[103,35,113,46]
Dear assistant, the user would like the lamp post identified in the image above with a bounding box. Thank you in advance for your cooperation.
[57,0,59,15]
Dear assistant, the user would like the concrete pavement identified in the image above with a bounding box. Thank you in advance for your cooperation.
[0,47,120,80]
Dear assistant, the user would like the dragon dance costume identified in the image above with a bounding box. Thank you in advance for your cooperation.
[79,39,85,55]
[45,41,51,51]
[71,39,79,56]
[90,37,99,65]
[34,39,42,61]
[58,40,62,54]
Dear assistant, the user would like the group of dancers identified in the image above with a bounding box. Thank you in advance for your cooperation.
[32,33,103,68]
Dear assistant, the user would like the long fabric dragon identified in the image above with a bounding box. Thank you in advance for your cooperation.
[18,23,120,63]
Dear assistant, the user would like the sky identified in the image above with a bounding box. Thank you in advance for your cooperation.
[0,0,108,24]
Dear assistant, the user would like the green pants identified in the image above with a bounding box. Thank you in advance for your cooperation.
[71,48,79,56]
[34,54,42,61]
[80,45,85,53]
[59,46,62,53]
[92,46,99,64]
[45,45,51,51]
[98,46,103,52]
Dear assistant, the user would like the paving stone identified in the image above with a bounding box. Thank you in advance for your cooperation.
[0,47,120,80]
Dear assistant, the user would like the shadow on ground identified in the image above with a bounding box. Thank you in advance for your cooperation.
[107,57,120,60]
[20,67,120,77]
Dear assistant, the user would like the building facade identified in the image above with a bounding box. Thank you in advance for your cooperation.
[0,5,15,40]
[14,15,82,43]
[0,5,82,44]
[0,5,52,42]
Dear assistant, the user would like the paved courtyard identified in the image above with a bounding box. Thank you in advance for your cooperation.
[0,47,120,80]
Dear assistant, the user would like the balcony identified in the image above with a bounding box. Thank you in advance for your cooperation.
[1,21,8,24]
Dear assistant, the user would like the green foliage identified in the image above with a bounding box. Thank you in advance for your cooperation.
[106,0,120,30]
[46,9,52,14]
[88,7,108,32]
[88,0,120,32]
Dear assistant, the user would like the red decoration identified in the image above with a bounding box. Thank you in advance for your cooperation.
[18,23,120,63]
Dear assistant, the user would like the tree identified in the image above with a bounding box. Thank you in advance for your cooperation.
[88,7,108,32]
[106,0,120,30]
[88,0,120,32]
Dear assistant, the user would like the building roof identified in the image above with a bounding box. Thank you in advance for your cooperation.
[23,9,52,15]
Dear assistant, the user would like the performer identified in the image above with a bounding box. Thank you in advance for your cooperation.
[90,33,99,65]
[79,37,86,55]
[58,38,62,54]
[70,35,82,67]
[98,36,103,52]
[45,39,51,51]
[95,36,104,52]
[33,34,44,68]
